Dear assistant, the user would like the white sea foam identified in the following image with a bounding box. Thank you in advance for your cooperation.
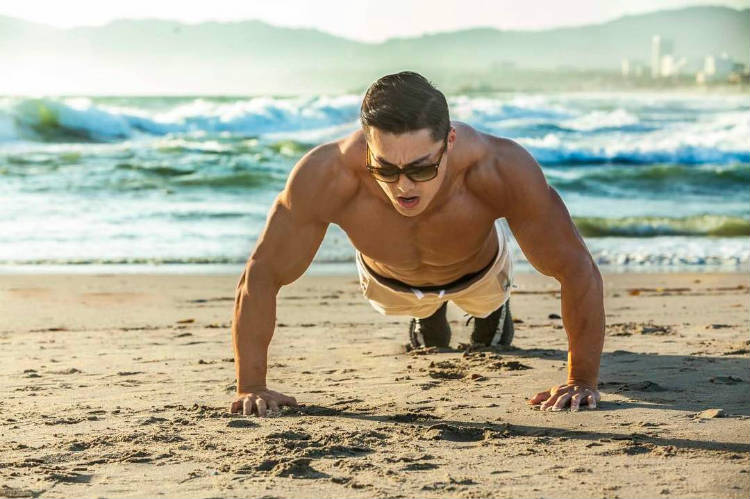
[560,108,639,131]
[2,93,748,165]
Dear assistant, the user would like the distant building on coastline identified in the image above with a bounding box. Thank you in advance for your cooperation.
[696,53,750,84]
[703,53,734,79]
[650,35,688,78]
[651,35,673,77]
[621,58,647,77]
[660,54,688,77]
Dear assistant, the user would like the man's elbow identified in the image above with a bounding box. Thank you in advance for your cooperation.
[237,260,281,298]
[555,252,602,290]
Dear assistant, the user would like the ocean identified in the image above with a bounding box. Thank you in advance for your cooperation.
[0,91,748,274]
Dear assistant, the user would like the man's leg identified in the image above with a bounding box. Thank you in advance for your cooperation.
[408,301,451,349]
[465,299,514,347]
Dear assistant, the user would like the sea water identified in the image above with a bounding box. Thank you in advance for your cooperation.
[0,91,747,274]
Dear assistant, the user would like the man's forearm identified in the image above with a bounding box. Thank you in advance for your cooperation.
[232,265,280,393]
[559,256,605,388]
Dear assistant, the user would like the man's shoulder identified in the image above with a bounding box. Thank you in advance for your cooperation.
[280,132,360,221]
[473,130,539,178]
[292,128,366,177]
[465,129,546,213]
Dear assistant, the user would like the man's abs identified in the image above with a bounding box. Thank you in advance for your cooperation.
[357,224,500,287]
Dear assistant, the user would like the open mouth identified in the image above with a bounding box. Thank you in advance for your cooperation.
[397,196,420,208]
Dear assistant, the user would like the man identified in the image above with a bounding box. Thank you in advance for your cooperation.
[230,71,605,417]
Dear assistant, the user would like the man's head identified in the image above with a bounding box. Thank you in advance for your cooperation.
[360,71,454,217]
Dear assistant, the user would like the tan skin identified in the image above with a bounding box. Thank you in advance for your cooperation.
[230,121,605,417]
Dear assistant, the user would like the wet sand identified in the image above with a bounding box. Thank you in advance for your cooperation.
[1,271,749,498]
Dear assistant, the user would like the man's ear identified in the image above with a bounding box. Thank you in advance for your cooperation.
[447,128,456,149]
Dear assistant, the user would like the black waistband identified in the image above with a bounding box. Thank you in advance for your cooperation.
[362,245,499,293]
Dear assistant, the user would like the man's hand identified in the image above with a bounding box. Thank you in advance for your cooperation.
[528,382,600,411]
[230,388,298,417]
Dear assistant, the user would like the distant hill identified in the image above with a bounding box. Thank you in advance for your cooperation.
[0,5,747,95]
[375,6,749,69]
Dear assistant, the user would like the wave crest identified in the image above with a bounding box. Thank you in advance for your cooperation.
[573,215,750,237]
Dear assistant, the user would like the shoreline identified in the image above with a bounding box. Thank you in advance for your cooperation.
[0,263,748,276]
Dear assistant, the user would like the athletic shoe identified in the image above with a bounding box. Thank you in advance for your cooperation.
[465,300,514,347]
[408,301,451,349]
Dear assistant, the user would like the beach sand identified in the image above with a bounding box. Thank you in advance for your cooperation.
[1,271,749,498]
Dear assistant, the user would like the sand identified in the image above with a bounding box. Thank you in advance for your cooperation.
[1,270,749,498]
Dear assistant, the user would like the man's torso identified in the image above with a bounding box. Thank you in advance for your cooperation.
[315,122,511,287]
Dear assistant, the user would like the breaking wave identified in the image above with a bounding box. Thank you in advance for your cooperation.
[1,94,748,165]
[573,215,750,237]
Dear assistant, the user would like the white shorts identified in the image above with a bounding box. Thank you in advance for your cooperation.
[355,228,513,319]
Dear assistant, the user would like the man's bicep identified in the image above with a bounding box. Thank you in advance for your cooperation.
[248,195,328,287]
[504,150,590,280]
[245,149,332,287]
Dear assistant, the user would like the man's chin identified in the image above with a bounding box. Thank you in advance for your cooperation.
[393,203,424,217]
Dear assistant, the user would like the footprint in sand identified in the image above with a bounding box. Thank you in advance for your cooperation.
[49,368,82,375]
[227,419,257,428]
[270,458,328,479]
[421,423,486,442]
[598,380,668,392]
[402,462,440,471]
[388,412,441,423]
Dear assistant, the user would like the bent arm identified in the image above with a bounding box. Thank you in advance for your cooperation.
[500,141,605,388]
[232,151,330,393]
[534,189,604,388]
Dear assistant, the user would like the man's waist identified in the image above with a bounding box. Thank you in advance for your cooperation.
[361,245,499,293]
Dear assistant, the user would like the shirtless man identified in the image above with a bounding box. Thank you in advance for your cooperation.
[230,71,605,417]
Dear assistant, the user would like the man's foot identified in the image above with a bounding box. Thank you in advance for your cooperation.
[408,302,451,349]
[466,300,514,347]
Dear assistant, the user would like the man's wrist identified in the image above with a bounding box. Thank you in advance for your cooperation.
[237,383,268,394]
[566,350,601,391]
[566,379,598,390]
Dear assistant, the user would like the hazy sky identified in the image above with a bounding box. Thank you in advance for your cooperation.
[2,0,748,42]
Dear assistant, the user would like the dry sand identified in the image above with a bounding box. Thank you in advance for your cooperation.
[1,271,749,498]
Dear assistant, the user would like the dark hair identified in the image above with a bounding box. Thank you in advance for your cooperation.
[360,71,450,143]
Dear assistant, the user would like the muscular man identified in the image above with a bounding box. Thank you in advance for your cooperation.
[230,72,605,417]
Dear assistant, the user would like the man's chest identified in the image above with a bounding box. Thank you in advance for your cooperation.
[333,185,499,269]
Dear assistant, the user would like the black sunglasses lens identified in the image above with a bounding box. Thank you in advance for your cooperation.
[371,166,437,183]
[407,166,438,182]
[372,170,399,182]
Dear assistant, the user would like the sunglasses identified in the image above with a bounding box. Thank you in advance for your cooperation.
[365,135,448,183]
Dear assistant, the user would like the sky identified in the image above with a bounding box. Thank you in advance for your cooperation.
[2,0,748,43]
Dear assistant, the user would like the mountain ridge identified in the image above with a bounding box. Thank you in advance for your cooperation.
[0,6,747,95]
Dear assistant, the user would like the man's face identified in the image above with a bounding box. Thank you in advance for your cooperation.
[365,127,453,217]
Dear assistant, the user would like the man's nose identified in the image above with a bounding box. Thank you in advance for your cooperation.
[396,173,415,193]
